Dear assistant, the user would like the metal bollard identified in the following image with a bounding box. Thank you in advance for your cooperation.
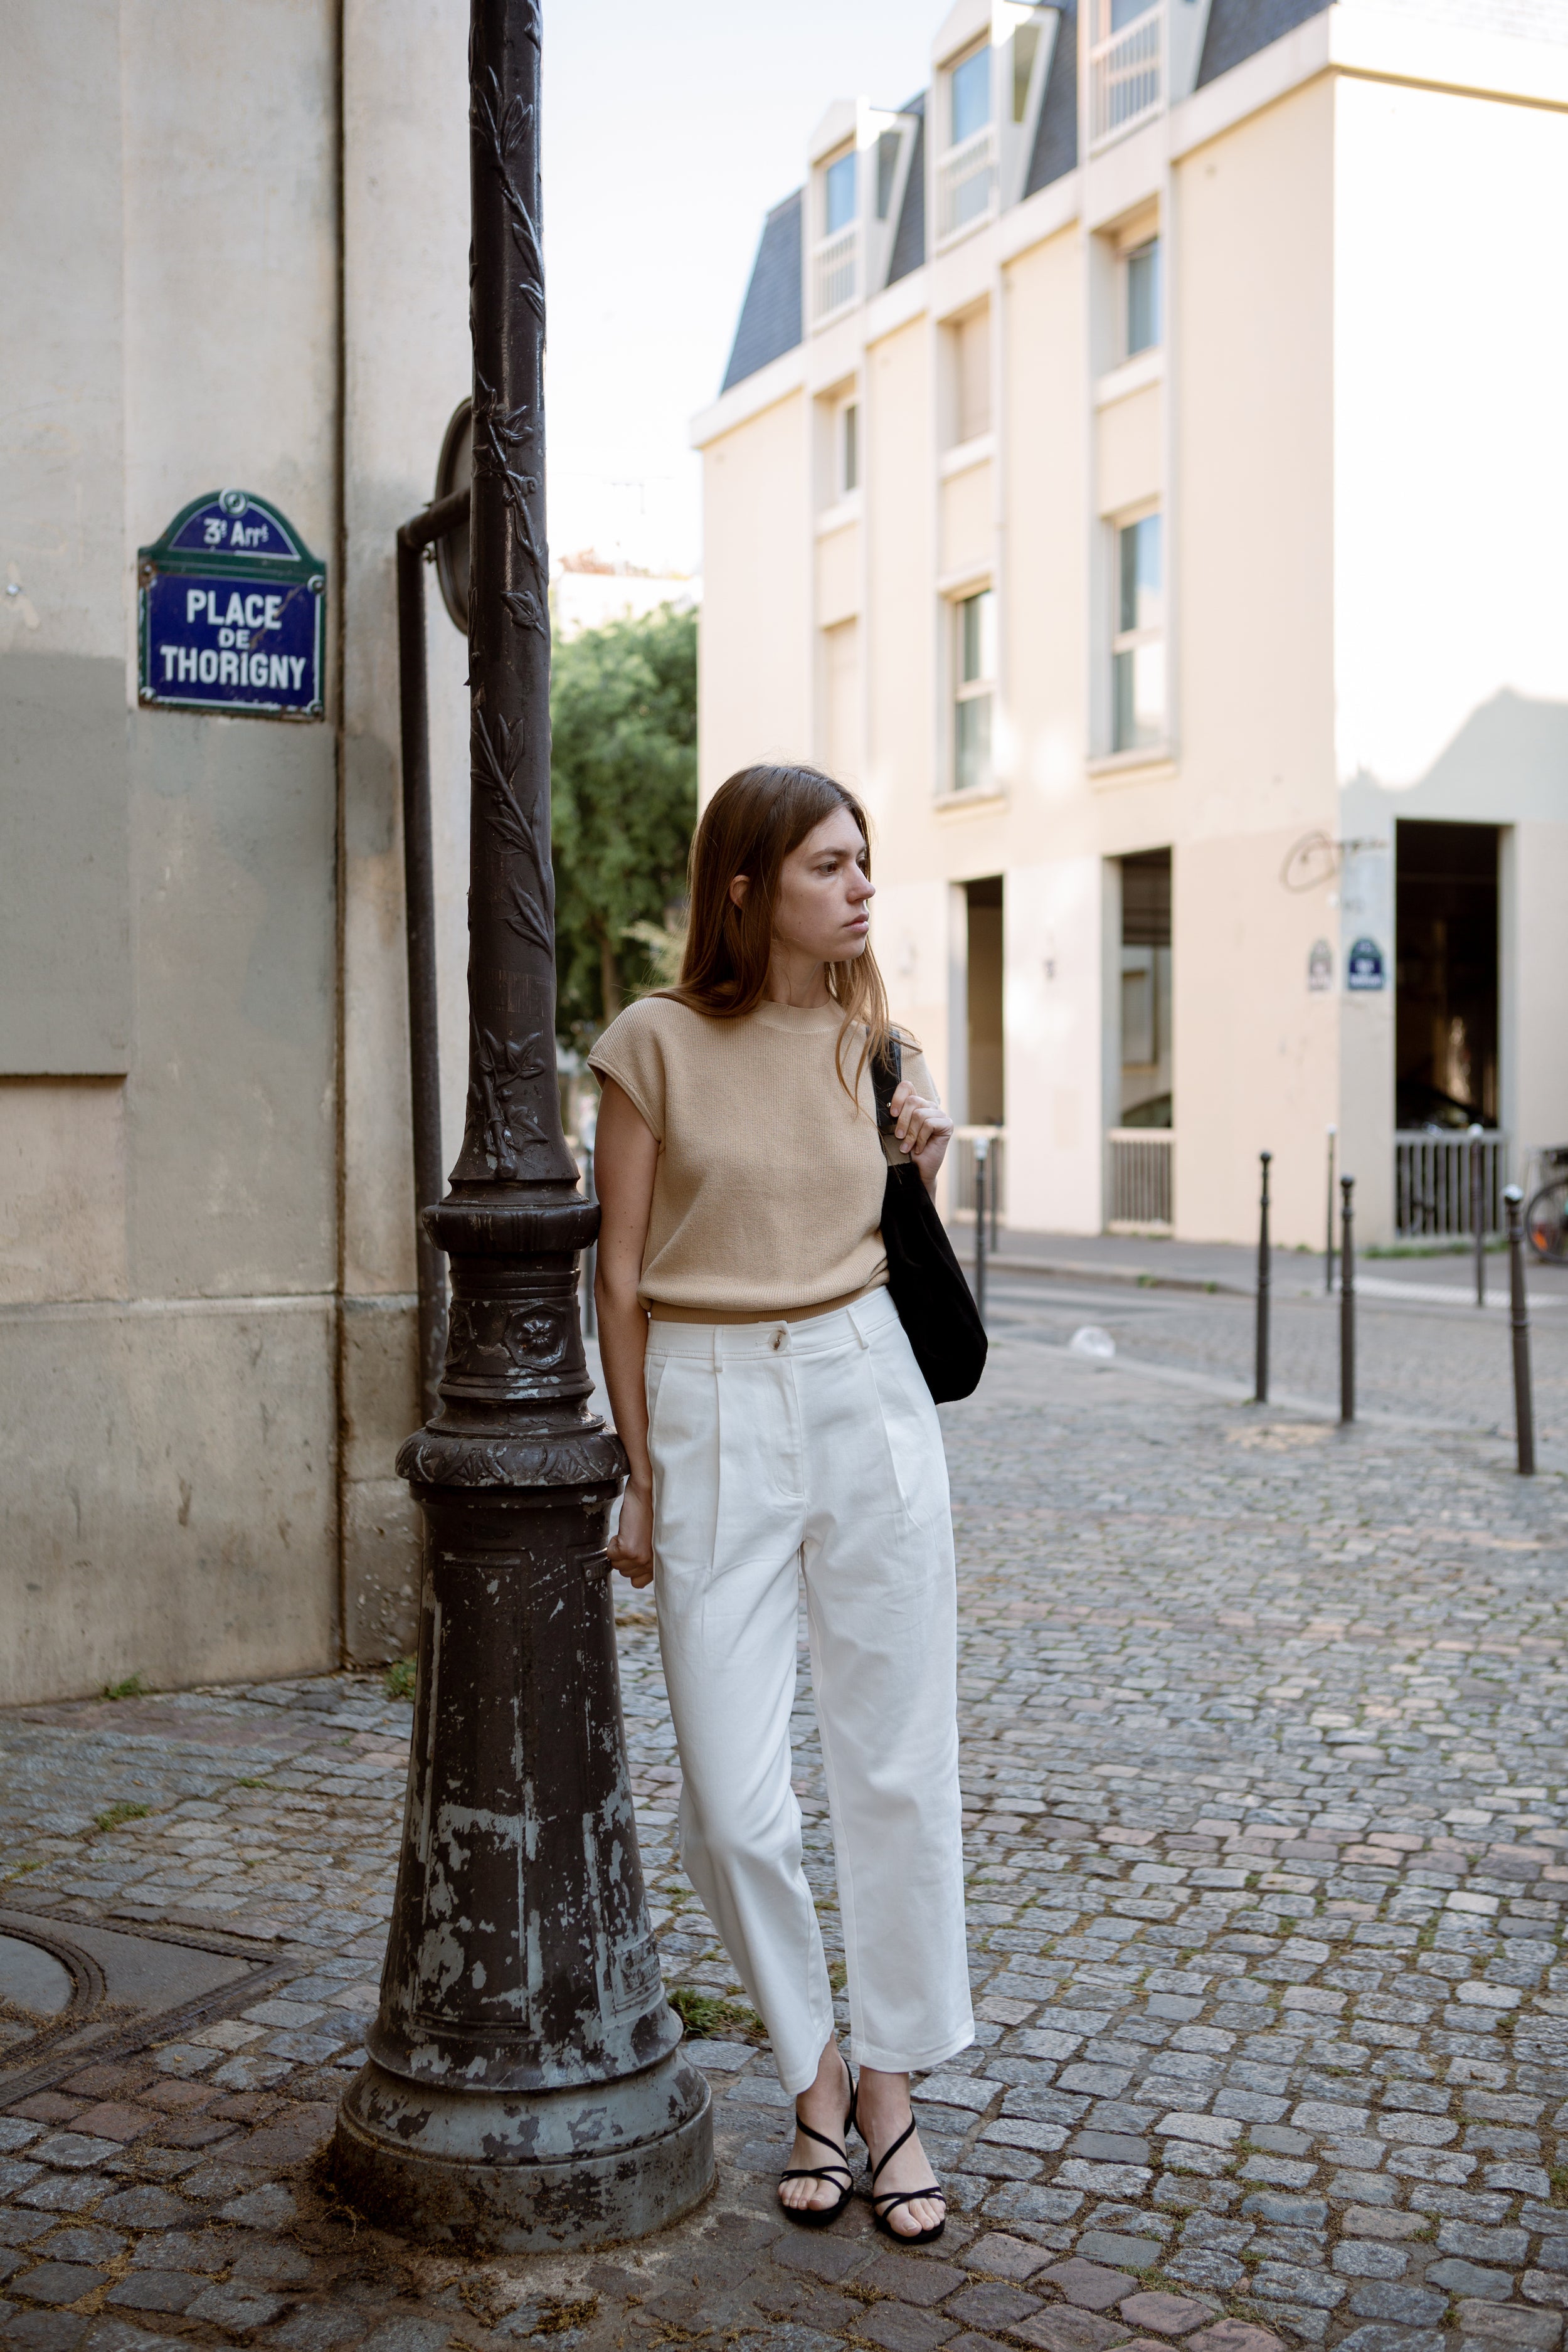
[1470,1123,1486,1308]
[1505,1184,1536,1475]
[1255,1150,1272,1404]
[1340,1173,1355,1424]
[1325,1124,1337,1296]
[974,1136,988,1328]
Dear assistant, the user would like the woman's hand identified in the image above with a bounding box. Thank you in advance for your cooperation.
[608,1478,654,1589]
[889,1080,953,1197]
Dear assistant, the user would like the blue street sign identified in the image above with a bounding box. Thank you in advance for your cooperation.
[137,490,325,721]
[1346,935,1386,991]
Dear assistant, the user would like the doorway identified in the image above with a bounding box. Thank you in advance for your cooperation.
[1395,821,1498,1130]
[965,876,1004,1125]
[1120,848,1171,1127]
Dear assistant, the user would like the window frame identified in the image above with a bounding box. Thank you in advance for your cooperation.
[1011,22,1041,123]
[951,583,998,795]
[1123,235,1162,360]
[822,146,858,238]
[875,127,900,221]
[945,302,992,450]
[1110,507,1164,756]
[947,40,993,149]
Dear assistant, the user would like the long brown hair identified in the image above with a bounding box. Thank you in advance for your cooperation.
[665,763,891,1094]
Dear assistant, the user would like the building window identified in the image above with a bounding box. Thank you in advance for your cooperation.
[1113,512,1163,752]
[1012,23,1041,120]
[876,127,900,220]
[1089,0,1163,152]
[1125,236,1161,357]
[950,45,992,144]
[954,588,996,792]
[824,148,857,236]
[841,401,859,495]
[946,305,991,447]
[937,44,996,239]
[813,147,860,320]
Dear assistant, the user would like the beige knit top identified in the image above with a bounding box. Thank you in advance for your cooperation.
[588,995,938,1314]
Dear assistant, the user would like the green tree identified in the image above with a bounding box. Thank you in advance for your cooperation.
[549,601,697,1054]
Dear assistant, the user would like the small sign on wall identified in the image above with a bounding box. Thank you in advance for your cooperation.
[137,490,325,720]
[1307,938,1333,992]
[1347,936,1387,991]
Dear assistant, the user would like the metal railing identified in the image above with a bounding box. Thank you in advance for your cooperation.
[935,124,997,243]
[951,1127,1006,1229]
[812,223,859,322]
[1089,0,1163,150]
[1108,1128,1173,1231]
[1395,1130,1509,1238]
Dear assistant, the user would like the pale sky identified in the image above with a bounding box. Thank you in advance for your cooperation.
[541,2,938,580]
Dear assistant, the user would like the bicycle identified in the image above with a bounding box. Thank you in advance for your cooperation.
[1525,1147,1568,1263]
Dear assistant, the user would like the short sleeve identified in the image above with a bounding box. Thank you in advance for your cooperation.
[588,1000,669,1141]
[901,1041,940,1108]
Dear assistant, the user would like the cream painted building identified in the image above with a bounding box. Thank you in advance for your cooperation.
[1,1,477,1704]
[692,0,1568,1249]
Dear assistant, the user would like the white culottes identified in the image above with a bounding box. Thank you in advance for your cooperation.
[645,1285,973,2095]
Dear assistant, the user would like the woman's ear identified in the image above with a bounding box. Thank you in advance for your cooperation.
[728,874,750,910]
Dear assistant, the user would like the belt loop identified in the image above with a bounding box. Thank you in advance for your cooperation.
[847,1296,872,1350]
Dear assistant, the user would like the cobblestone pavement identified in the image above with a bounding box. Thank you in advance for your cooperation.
[2,1293,1567,2352]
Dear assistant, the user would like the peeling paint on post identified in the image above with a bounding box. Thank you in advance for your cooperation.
[330,0,712,2250]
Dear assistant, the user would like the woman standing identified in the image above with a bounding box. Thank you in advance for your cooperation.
[590,764,972,2241]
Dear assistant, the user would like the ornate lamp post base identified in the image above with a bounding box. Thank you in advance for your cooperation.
[329,1367,714,2249]
[334,2052,712,2252]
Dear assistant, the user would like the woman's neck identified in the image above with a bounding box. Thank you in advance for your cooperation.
[765,946,832,1009]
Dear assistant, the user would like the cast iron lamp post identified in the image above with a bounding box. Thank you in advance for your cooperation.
[332,0,712,2249]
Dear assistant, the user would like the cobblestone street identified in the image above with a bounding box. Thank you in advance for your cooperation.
[3,1276,1567,2352]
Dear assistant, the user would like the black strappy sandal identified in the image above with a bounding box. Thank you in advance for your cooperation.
[866,2115,946,2245]
[779,2072,858,2229]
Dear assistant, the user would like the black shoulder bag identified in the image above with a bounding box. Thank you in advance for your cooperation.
[870,1036,988,1404]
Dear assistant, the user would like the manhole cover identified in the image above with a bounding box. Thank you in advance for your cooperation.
[0,1910,293,2099]
[0,1932,73,2019]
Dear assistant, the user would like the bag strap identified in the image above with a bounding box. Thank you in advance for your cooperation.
[869,1031,903,1135]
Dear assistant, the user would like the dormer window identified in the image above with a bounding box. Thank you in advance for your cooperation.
[950,45,992,146]
[1089,0,1164,149]
[876,128,900,221]
[1011,24,1041,121]
[813,145,861,321]
[824,148,857,237]
[937,44,997,244]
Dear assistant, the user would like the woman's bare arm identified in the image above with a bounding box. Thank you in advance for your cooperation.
[593,1079,660,1589]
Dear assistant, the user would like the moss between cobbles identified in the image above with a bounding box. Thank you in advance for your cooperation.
[92,1801,151,1832]
[667,1986,765,2042]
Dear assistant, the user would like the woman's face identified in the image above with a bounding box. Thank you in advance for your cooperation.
[767,807,874,965]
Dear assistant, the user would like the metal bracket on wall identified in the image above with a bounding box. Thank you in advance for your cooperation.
[396,478,471,1422]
